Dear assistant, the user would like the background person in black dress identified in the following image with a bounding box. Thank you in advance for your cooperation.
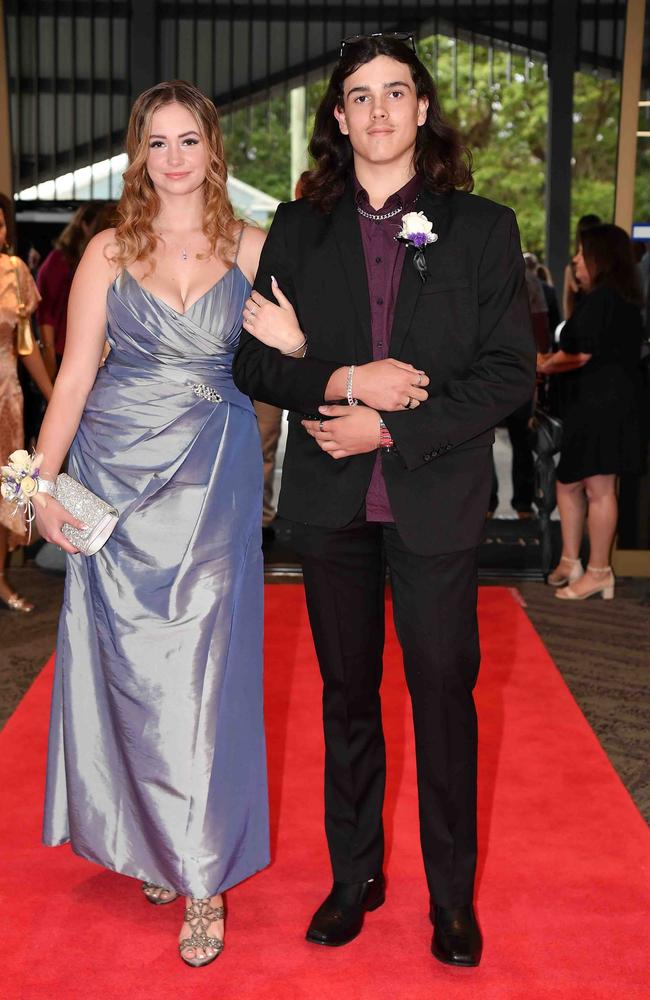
[538,224,644,600]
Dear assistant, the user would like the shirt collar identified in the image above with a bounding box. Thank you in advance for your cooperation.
[353,172,423,214]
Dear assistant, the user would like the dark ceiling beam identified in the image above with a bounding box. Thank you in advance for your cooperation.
[7,0,624,15]
[18,128,127,179]
[5,1,129,14]
[155,2,621,20]
[8,79,130,96]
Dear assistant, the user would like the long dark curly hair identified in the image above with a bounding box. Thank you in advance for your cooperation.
[301,35,473,213]
[581,224,643,306]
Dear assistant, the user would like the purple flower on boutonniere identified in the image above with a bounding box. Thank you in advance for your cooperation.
[395,211,439,282]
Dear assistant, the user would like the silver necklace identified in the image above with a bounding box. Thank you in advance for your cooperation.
[356,204,403,222]
[157,232,196,261]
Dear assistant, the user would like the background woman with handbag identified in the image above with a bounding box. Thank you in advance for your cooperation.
[32,81,271,969]
[0,202,53,611]
[538,224,644,600]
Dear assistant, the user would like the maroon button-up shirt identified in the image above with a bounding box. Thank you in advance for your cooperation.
[354,172,423,522]
[37,248,74,356]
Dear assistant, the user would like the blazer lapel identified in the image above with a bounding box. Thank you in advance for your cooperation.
[331,184,373,358]
[389,188,452,359]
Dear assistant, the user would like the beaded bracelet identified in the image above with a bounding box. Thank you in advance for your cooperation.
[378,418,394,448]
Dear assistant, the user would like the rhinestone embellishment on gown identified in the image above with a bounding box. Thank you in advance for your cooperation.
[191,383,222,403]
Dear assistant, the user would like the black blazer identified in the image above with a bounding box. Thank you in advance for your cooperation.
[233,183,536,555]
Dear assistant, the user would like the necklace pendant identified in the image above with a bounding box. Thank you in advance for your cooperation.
[181,248,188,261]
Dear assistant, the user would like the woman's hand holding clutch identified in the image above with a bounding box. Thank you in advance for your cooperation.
[242,278,306,355]
[34,493,86,554]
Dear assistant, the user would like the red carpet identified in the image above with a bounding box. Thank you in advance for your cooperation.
[1,586,648,999]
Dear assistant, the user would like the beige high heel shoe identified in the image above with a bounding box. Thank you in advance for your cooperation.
[0,573,35,612]
[547,556,583,587]
[555,565,615,601]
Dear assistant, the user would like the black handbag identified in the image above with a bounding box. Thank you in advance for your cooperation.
[529,407,562,458]
[528,407,563,575]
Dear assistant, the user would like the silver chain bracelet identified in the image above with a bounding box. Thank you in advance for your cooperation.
[346,365,358,407]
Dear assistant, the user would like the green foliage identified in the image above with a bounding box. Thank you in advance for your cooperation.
[222,101,291,203]
[419,37,622,255]
[221,35,639,256]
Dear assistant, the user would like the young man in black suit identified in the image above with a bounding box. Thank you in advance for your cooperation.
[233,33,535,967]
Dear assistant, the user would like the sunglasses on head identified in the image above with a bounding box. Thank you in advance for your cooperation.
[339,31,416,58]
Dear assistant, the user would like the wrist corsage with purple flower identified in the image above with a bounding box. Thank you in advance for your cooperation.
[395,211,438,283]
[0,449,46,539]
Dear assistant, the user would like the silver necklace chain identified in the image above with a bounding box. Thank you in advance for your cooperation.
[356,204,403,222]
[157,232,199,261]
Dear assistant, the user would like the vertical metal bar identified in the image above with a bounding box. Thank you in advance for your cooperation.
[210,0,216,100]
[614,0,647,232]
[247,5,253,131]
[174,0,180,79]
[433,1,439,80]
[321,0,327,86]
[284,0,290,130]
[15,4,23,196]
[507,0,513,82]
[107,0,113,198]
[546,0,578,289]
[228,0,234,132]
[469,0,476,90]
[593,0,600,73]
[89,0,95,198]
[0,2,15,198]
[53,2,59,195]
[488,0,494,87]
[266,0,272,130]
[612,0,621,70]
[303,0,308,131]
[72,0,78,198]
[31,3,38,190]
[192,0,199,85]
[452,0,459,100]
[131,1,157,102]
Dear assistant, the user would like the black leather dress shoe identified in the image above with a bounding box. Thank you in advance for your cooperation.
[306,876,385,946]
[430,904,482,967]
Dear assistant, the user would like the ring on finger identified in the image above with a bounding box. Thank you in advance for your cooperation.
[319,419,325,433]
[404,397,413,409]
[417,374,423,386]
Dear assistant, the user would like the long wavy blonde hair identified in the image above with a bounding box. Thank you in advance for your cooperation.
[113,80,237,269]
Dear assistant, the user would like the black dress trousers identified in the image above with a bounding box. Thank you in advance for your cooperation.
[290,515,481,909]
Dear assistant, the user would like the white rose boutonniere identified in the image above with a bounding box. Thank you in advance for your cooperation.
[395,211,438,283]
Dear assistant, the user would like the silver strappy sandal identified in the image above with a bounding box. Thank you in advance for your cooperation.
[141,881,179,905]
[178,897,225,968]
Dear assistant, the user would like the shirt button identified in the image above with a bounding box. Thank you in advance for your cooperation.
[376,297,384,305]
[377,341,383,348]
[375,256,382,263]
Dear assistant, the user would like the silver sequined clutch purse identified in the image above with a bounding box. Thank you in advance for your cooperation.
[52,473,119,556]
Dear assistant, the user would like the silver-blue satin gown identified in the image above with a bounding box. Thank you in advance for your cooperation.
[43,265,269,897]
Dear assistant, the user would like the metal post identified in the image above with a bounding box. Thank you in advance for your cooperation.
[613,0,649,577]
[130,0,158,103]
[290,84,307,198]
[614,0,646,232]
[0,0,13,196]
[545,0,578,293]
